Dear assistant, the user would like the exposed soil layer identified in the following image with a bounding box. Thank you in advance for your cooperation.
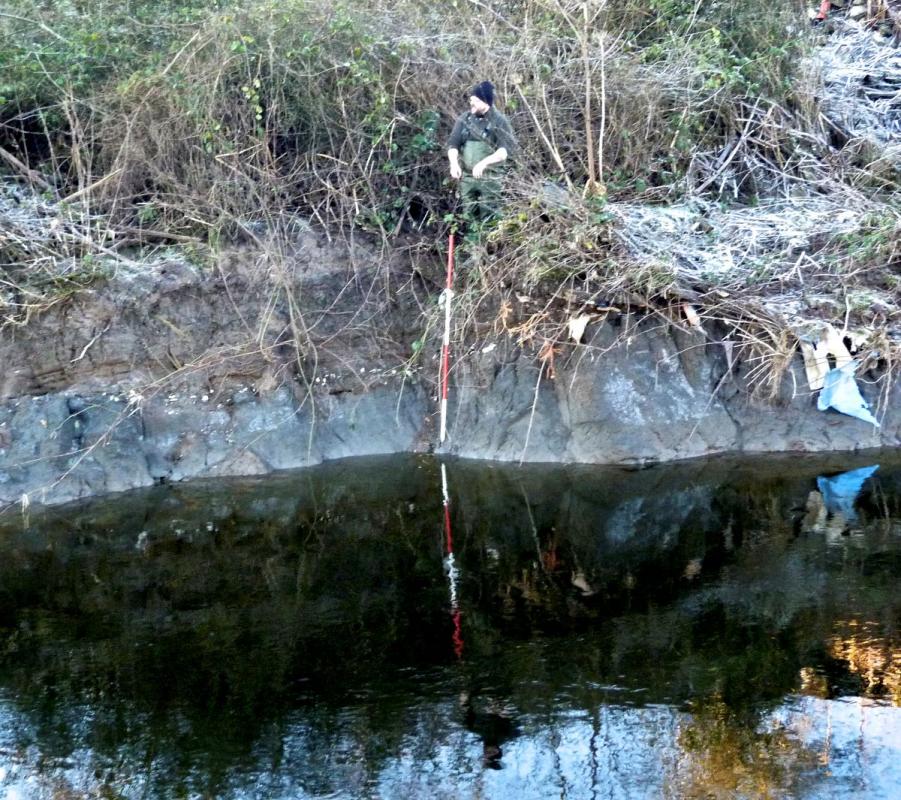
[0,236,896,509]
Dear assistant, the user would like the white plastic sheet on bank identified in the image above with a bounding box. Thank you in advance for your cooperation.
[817,361,880,427]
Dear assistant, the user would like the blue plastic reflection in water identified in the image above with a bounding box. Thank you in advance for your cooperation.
[816,464,879,521]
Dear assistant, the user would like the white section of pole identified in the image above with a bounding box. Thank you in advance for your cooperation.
[439,396,448,444]
[440,461,450,506]
[439,233,455,444]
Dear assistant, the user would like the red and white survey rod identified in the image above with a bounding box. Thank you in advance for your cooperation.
[439,233,455,444]
[441,461,464,659]
[439,233,462,656]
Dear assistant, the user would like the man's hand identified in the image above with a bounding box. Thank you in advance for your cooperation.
[472,148,506,179]
[448,148,462,180]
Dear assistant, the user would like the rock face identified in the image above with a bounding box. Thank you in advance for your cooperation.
[445,321,894,464]
[0,238,432,507]
[0,238,896,507]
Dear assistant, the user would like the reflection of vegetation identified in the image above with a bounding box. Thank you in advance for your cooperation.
[670,695,818,800]
[0,455,898,795]
[828,621,901,706]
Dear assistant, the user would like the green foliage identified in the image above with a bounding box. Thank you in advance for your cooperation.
[0,0,830,246]
[827,211,901,272]
[0,1,219,119]
[606,0,811,187]
[632,0,806,98]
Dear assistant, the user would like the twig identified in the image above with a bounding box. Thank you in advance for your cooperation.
[70,320,112,363]
[0,11,69,43]
[514,84,573,191]
[691,100,761,196]
[61,169,124,204]
[519,359,546,465]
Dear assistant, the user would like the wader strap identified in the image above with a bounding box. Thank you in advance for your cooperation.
[461,113,495,147]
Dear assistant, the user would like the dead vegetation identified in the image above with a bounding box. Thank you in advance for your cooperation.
[0,0,899,406]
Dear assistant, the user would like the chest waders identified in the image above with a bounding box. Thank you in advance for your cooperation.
[460,137,504,223]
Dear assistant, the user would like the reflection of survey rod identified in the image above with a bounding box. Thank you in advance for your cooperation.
[439,233,455,444]
[441,462,464,658]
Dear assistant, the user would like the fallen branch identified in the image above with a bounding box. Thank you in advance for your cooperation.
[691,100,760,196]
[0,145,54,193]
[114,226,201,244]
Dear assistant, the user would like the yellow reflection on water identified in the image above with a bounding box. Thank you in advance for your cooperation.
[828,620,901,706]
[666,695,817,800]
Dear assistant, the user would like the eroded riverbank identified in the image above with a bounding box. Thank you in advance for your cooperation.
[1,248,898,509]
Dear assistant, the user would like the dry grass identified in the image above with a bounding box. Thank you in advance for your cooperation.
[0,0,825,234]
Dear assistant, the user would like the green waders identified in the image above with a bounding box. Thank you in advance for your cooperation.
[460,139,504,223]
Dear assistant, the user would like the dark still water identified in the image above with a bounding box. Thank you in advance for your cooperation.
[0,454,898,799]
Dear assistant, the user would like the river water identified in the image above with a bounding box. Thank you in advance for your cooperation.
[0,454,898,799]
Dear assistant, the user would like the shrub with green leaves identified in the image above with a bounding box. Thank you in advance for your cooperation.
[1,1,218,119]
[1,0,819,240]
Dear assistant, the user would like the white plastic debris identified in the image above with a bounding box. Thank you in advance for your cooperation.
[799,323,853,391]
[568,313,592,343]
[682,304,704,332]
[817,361,879,426]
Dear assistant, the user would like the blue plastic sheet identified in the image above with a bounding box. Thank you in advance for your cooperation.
[817,464,879,521]
[817,361,879,427]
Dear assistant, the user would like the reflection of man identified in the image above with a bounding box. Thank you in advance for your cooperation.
[460,690,519,769]
[447,81,517,223]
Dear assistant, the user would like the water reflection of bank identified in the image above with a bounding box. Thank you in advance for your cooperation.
[0,453,897,798]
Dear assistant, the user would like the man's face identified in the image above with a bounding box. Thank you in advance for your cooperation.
[469,95,490,116]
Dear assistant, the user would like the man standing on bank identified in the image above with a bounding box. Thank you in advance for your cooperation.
[447,81,517,223]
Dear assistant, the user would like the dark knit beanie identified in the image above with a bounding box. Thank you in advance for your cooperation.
[472,80,495,106]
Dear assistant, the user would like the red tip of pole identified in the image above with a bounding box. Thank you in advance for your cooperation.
[452,609,464,659]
